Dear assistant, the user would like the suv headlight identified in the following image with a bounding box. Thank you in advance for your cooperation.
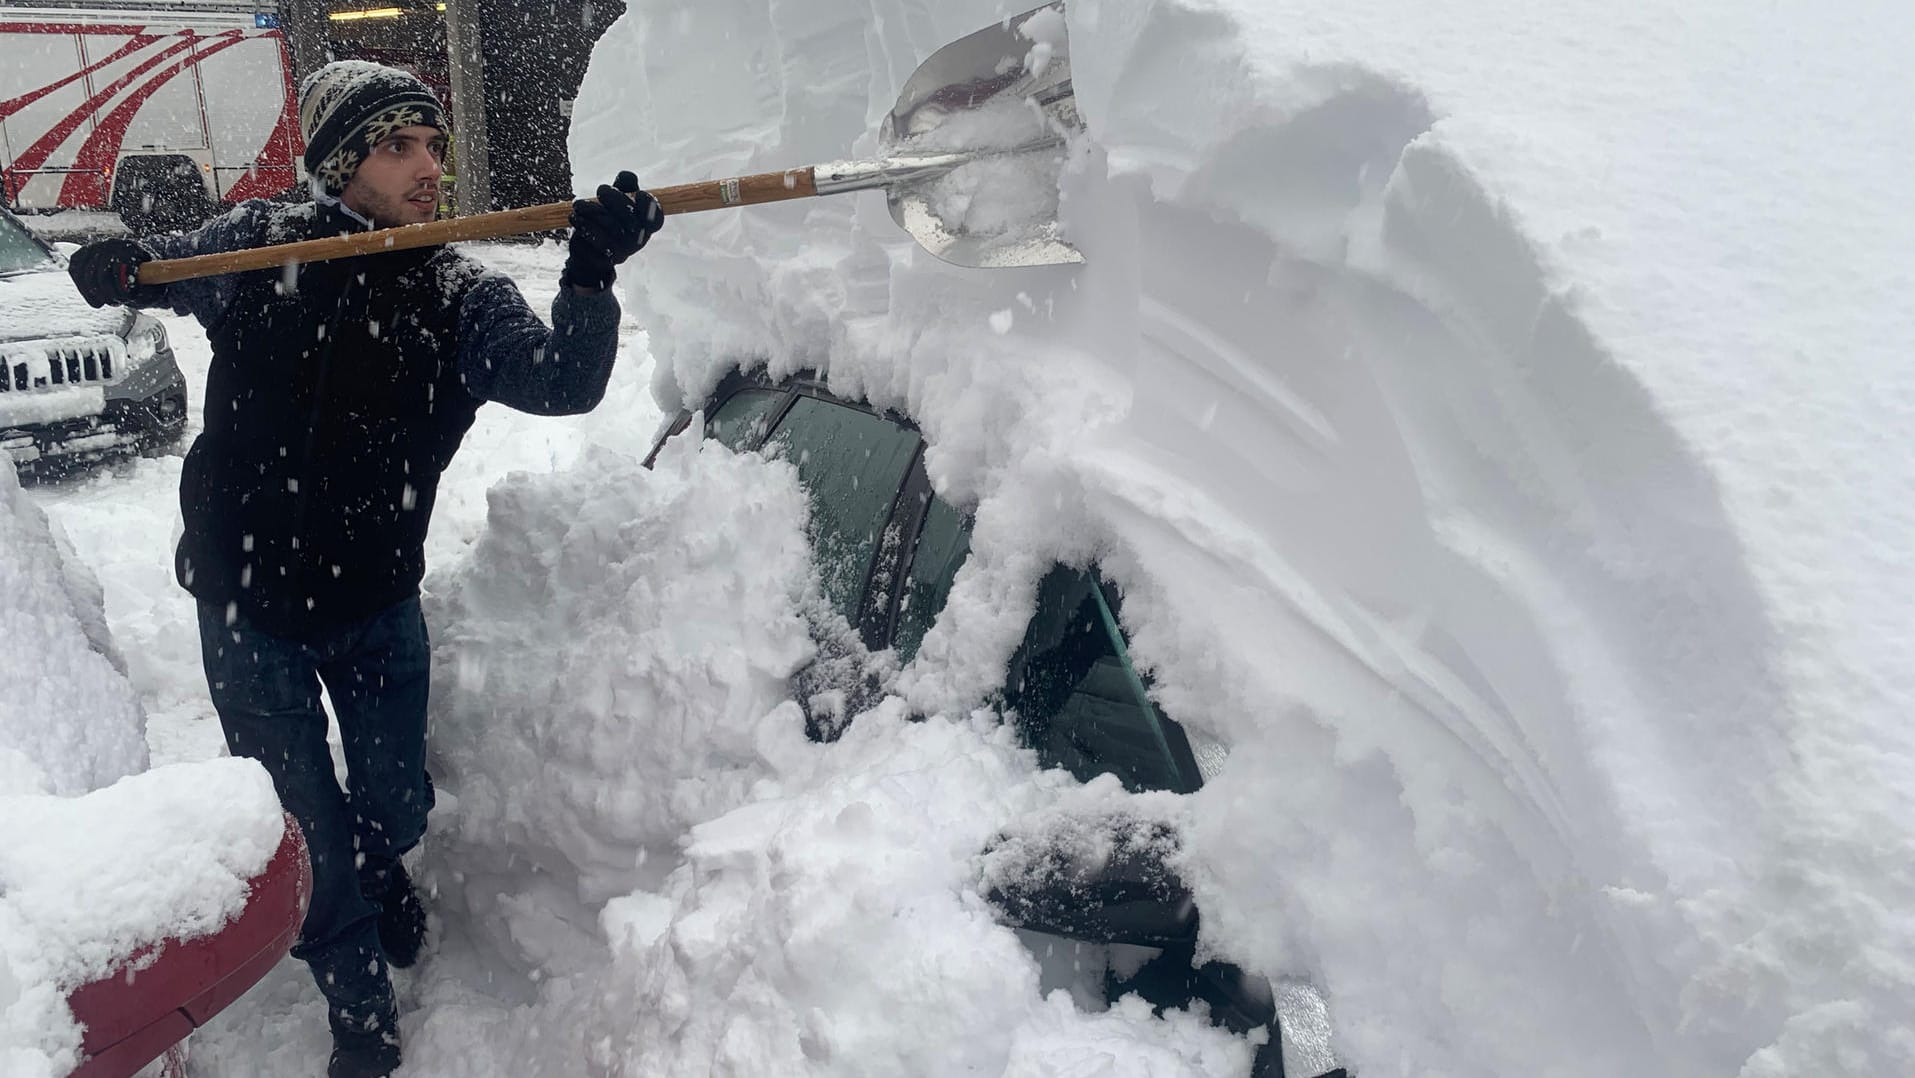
[123,312,169,367]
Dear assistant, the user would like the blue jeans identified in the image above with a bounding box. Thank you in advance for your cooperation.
[196,597,434,1035]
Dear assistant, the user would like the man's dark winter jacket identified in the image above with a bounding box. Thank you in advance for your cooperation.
[138,198,621,639]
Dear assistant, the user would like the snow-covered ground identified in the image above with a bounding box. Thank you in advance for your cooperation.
[6,0,1914,1075]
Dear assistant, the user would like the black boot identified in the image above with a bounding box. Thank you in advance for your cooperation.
[327,999,401,1078]
[328,1024,402,1078]
[363,860,428,969]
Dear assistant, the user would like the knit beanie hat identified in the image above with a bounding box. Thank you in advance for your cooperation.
[299,60,446,195]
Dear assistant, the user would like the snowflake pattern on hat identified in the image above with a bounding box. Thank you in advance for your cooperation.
[365,106,428,146]
[313,149,363,193]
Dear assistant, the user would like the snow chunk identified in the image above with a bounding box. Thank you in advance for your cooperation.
[426,430,820,909]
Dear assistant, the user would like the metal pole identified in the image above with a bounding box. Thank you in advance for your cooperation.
[442,0,491,215]
[277,0,331,88]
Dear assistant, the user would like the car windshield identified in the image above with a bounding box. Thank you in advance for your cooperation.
[0,213,55,276]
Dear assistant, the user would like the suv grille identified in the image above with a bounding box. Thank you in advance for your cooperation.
[0,342,116,393]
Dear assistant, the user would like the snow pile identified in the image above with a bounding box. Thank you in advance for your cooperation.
[0,458,145,796]
[425,432,818,912]
[550,0,1915,1075]
[0,757,283,1078]
[413,424,1249,1073]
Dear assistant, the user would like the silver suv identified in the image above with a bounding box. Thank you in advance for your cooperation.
[0,206,187,476]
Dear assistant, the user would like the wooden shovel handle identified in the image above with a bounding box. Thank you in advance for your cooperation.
[136,167,820,286]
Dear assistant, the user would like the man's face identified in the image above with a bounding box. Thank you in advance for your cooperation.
[340,125,446,227]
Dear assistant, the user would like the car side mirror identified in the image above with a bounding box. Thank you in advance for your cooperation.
[980,812,1196,948]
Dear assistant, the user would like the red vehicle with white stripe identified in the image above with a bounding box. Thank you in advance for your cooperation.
[0,1,301,231]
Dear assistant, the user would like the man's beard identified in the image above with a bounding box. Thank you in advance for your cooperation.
[363,187,438,228]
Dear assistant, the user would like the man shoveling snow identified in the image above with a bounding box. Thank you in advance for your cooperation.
[64,60,664,1078]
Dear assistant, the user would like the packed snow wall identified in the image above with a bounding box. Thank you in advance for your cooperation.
[0,460,146,797]
[555,1,1912,1074]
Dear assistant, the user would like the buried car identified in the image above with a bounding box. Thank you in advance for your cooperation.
[0,205,187,477]
[647,369,1349,1078]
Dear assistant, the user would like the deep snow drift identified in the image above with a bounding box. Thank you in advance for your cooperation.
[557,0,1915,1074]
[4,1,1911,1076]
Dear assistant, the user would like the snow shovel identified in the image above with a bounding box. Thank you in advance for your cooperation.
[136,3,1080,288]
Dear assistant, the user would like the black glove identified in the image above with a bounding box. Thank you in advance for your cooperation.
[68,238,161,309]
[562,170,663,290]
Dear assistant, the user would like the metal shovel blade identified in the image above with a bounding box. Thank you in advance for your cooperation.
[880,3,1081,267]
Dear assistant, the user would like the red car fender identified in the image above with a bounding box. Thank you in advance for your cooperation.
[68,812,310,1078]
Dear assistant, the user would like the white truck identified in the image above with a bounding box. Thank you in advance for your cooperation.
[0,0,301,232]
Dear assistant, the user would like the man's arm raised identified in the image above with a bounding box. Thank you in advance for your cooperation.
[456,274,622,416]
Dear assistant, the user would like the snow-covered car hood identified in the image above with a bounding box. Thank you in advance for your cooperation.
[0,263,127,344]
